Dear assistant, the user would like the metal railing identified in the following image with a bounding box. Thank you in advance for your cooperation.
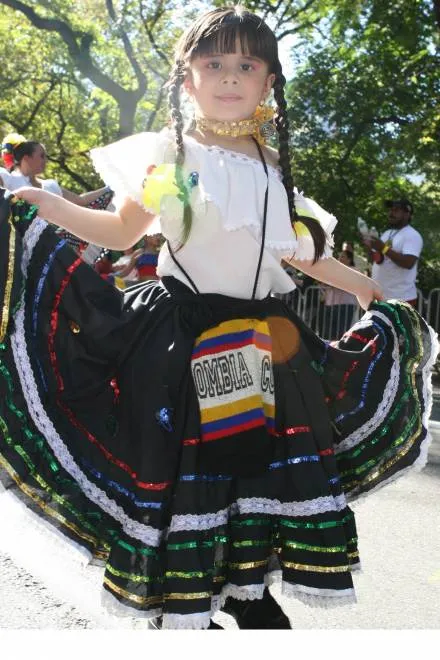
[277,286,432,341]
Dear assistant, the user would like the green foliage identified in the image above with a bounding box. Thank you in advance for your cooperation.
[0,0,193,189]
[277,0,439,292]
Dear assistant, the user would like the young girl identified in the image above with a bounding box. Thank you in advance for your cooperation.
[0,6,437,630]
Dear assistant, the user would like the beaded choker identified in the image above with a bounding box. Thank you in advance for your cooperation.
[195,105,275,145]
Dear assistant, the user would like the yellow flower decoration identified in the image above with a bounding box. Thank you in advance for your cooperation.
[142,164,180,215]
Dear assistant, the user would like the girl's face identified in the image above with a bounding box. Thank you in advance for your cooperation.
[22,144,47,175]
[184,46,275,123]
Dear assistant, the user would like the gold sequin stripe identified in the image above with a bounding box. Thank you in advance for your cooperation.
[228,559,268,570]
[106,562,227,583]
[103,576,163,606]
[0,214,15,342]
[0,449,106,555]
[282,561,350,573]
[106,563,163,583]
[164,592,212,601]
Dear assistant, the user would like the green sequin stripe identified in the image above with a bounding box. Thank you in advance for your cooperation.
[233,539,272,548]
[167,535,228,551]
[116,538,159,557]
[339,390,414,461]
[0,362,62,472]
[282,537,358,553]
[382,301,423,378]
[0,413,110,551]
[0,349,112,549]
[231,518,271,528]
[339,409,421,478]
[279,512,355,530]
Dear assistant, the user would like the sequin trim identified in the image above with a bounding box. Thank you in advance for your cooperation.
[11,219,163,546]
[103,576,163,606]
[0,214,15,342]
[282,561,350,573]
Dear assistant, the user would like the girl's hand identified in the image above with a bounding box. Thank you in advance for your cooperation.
[13,186,44,205]
[356,278,384,310]
[13,186,58,219]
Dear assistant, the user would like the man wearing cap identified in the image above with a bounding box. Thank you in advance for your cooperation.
[363,199,423,306]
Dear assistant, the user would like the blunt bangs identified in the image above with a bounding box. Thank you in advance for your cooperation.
[181,10,278,72]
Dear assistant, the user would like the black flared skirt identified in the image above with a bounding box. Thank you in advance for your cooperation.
[0,192,437,628]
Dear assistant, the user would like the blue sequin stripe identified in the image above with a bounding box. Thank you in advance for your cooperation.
[83,461,163,509]
[79,456,341,509]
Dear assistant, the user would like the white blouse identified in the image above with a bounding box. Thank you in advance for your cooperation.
[0,168,63,196]
[90,129,337,300]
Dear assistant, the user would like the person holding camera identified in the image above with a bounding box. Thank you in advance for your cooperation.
[363,199,423,306]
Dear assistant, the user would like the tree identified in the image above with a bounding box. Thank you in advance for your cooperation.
[0,0,198,188]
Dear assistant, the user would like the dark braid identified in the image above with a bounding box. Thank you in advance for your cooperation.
[167,60,192,244]
[273,63,326,263]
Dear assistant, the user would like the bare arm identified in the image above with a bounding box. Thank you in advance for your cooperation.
[286,256,384,310]
[61,186,110,206]
[13,187,154,250]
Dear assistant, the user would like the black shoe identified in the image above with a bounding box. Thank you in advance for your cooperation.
[148,616,223,630]
[222,587,291,629]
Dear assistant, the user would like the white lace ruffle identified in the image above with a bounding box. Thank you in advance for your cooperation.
[101,589,162,624]
[162,611,213,630]
[280,580,357,608]
[168,494,348,534]
[12,218,163,547]
[235,494,348,516]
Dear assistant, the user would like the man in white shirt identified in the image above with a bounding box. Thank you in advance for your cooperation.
[364,199,423,306]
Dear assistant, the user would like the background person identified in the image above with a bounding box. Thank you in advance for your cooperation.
[0,132,109,206]
[363,199,423,306]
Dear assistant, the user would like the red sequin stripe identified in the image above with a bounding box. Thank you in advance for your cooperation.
[48,259,83,392]
[285,426,311,435]
[47,259,170,492]
[334,360,360,401]
[318,448,334,456]
[183,438,201,446]
[346,332,377,356]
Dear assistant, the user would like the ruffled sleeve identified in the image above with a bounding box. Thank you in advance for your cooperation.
[292,190,337,260]
[90,130,174,212]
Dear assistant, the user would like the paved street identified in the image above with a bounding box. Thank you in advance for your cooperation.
[1,383,439,631]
